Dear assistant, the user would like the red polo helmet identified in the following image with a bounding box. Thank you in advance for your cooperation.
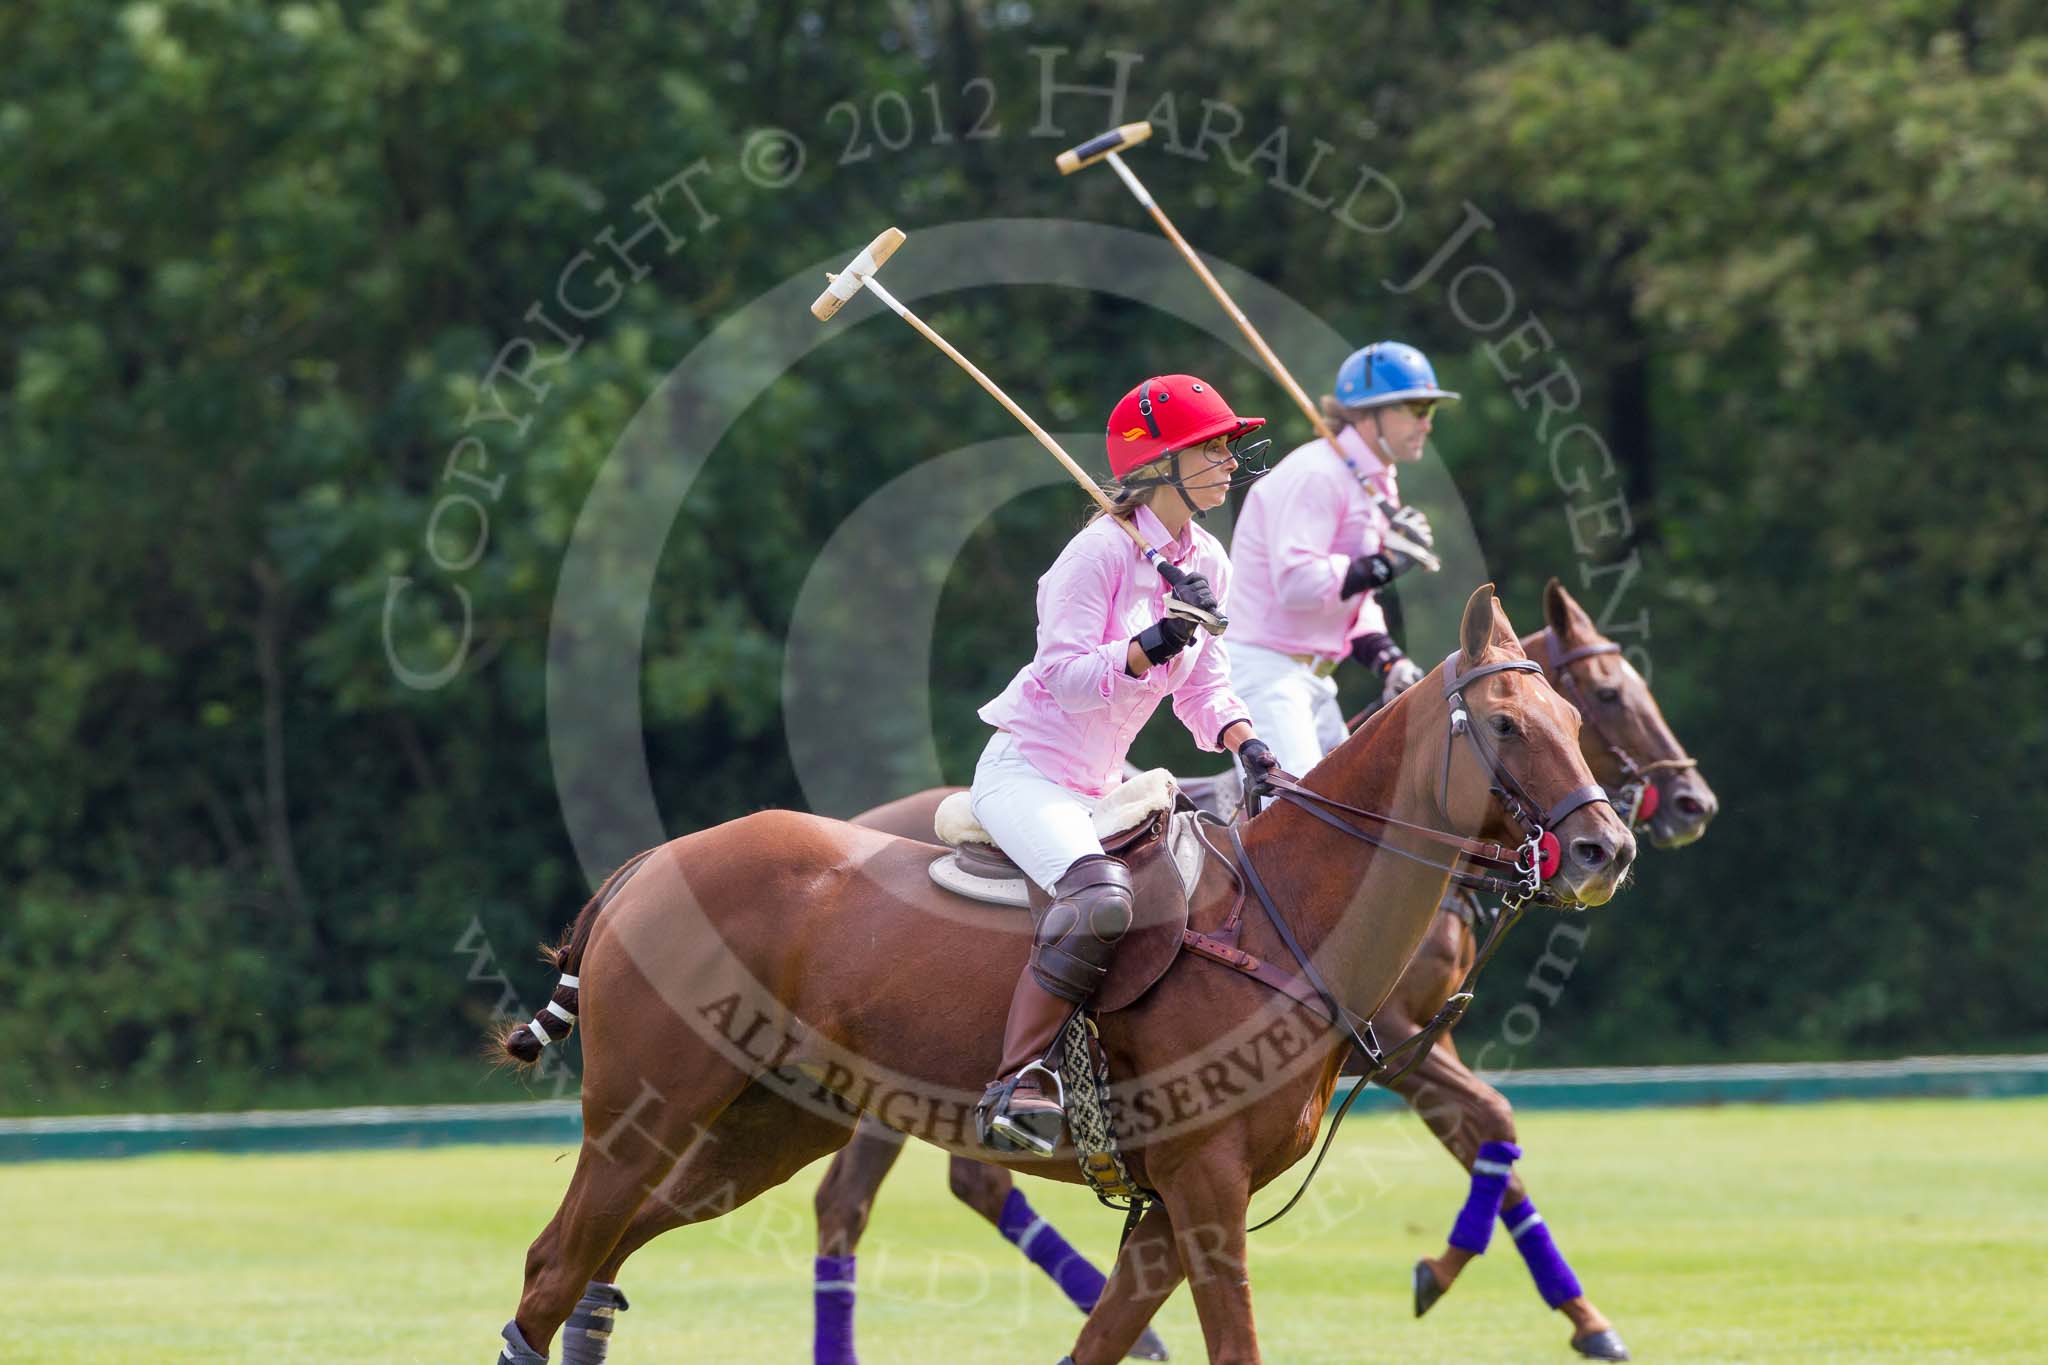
[1105,375,1265,480]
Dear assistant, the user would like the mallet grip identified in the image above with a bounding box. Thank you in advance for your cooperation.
[1056,122,1154,175]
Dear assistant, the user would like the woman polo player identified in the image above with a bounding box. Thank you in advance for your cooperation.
[972,374,1280,1155]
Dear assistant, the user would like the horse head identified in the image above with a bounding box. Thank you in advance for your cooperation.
[1540,578,1718,850]
[1421,584,1636,907]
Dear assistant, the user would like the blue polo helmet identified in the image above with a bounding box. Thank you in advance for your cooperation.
[1333,341,1460,409]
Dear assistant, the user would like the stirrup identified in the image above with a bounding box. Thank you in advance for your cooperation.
[977,1059,1066,1156]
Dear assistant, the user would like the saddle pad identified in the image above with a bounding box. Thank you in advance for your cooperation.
[927,808,1206,909]
[933,768,1178,847]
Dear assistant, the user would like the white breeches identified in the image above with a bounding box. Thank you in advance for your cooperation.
[969,731,1108,895]
[1229,641,1347,778]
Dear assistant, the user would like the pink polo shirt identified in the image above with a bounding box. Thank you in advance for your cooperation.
[1227,424,1398,660]
[979,503,1250,798]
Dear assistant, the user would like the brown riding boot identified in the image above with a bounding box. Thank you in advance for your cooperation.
[982,969,1076,1154]
[978,854,1134,1156]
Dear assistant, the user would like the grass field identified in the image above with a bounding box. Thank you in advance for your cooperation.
[6,1098,2045,1363]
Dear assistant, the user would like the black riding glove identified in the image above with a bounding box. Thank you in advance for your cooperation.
[1133,614,1199,667]
[1162,570,1223,629]
[1134,570,1224,667]
[1236,736,1280,817]
[1237,738,1280,787]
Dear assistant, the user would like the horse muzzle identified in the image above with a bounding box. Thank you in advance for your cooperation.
[1645,771,1719,850]
[1550,809,1636,907]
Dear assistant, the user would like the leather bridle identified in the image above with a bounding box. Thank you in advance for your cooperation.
[1542,628,1699,829]
[1253,653,1610,909]
[1197,652,1616,1232]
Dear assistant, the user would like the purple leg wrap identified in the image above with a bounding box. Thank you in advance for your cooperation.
[1502,1197,1584,1308]
[998,1188,1108,1311]
[813,1254,858,1365]
[1447,1139,1522,1254]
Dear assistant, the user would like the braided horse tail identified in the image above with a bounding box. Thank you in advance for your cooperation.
[492,848,658,1068]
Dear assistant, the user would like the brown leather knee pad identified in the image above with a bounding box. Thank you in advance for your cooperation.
[1029,854,1134,1003]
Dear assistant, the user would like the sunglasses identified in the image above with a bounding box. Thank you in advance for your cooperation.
[1398,400,1440,420]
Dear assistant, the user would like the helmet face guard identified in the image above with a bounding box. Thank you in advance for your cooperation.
[1115,431,1274,519]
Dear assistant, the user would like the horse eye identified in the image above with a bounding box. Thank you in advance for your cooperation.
[1595,687,1621,704]
[1490,714,1515,738]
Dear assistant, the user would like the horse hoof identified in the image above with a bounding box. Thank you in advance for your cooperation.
[1412,1260,1447,1318]
[1572,1328,1631,1360]
[1128,1324,1171,1360]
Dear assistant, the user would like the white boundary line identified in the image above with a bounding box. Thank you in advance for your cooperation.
[4,1056,2044,1136]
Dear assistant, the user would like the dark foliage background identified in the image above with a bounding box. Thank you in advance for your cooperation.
[5,0,2043,1111]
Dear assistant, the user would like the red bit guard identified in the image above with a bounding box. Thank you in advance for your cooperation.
[1538,830,1562,881]
[1634,780,1660,825]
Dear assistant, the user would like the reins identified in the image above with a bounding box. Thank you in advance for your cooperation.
[1204,652,1613,1234]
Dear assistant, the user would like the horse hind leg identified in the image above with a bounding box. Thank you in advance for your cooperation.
[808,1110,909,1365]
[550,1080,858,1363]
[500,1101,698,1362]
[960,1159,1171,1362]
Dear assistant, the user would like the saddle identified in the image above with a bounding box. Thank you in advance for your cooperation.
[926,769,1199,1015]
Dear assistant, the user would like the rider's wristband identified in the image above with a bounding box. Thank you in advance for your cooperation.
[1348,631,1403,676]
[1341,553,1394,598]
[1134,617,1196,667]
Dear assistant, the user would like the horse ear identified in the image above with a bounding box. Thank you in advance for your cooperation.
[1460,583,1498,664]
[1544,576,1594,640]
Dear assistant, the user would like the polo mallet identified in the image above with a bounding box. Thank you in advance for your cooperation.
[810,226,1226,634]
[1057,123,1441,573]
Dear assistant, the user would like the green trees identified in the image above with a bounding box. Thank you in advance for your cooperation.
[3,2,2041,1109]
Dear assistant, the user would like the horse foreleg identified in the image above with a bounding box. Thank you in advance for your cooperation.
[1064,1202,1184,1365]
[1381,1024,1519,1303]
[1157,1151,1259,1365]
[1383,1032,1626,1357]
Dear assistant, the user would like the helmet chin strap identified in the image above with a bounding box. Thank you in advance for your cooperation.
[1368,407,1396,463]
[1126,451,1212,521]
[1173,464,1206,520]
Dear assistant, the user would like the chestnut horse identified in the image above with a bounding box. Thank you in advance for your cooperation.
[809,578,1711,1363]
[488,587,1633,1365]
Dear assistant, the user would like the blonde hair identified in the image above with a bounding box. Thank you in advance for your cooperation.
[1085,454,1173,525]
[1320,394,1368,431]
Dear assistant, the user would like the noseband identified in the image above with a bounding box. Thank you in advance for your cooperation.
[1542,629,1700,827]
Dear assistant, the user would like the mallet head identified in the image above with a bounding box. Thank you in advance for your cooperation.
[810,226,907,321]
[1055,122,1153,175]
